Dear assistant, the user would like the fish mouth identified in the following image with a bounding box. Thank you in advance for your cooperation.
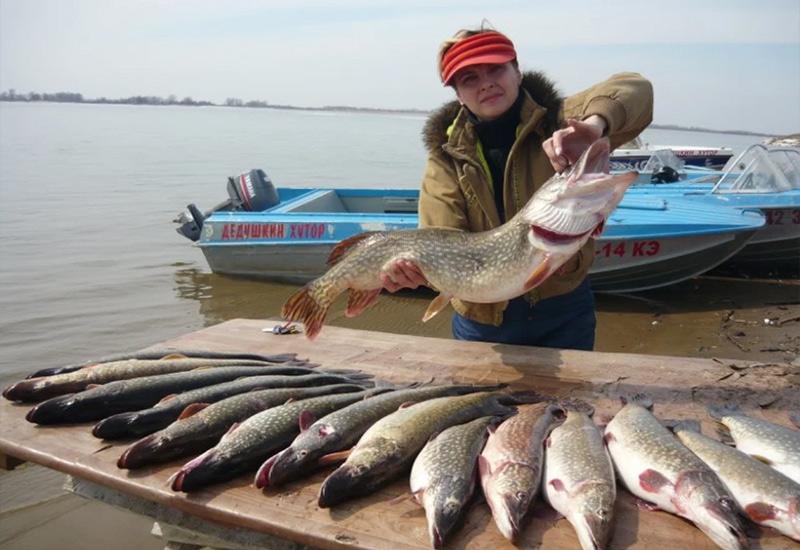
[260,447,309,488]
[26,396,74,425]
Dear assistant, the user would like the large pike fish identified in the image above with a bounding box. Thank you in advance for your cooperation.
[282,138,635,339]
[3,358,296,403]
[317,391,531,508]
[604,395,747,550]
[708,403,800,485]
[94,371,371,440]
[26,349,299,379]
[673,421,800,542]
[410,416,498,549]
[26,364,329,425]
[118,384,368,470]
[170,387,386,491]
[260,383,504,488]
[543,409,616,550]
[479,402,565,542]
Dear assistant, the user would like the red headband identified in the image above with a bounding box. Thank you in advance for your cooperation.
[440,31,517,85]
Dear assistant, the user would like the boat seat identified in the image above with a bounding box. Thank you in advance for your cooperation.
[271,190,347,213]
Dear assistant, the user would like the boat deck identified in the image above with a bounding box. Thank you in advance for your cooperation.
[1,319,797,549]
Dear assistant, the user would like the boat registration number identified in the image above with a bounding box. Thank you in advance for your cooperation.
[765,209,800,225]
[596,240,661,258]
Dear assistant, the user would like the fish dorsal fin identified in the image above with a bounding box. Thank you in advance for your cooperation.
[223,422,240,437]
[178,403,209,420]
[158,394,178,404]
[159,353,188,360]
[327,232,382,266]
[422,293,452,322]
[398,401,417,409]
[86,384,101,390]
[523,255,552,291]
[298,410,316,431]
[318,448,351,466]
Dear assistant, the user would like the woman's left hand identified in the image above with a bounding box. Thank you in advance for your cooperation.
[542,116,607,173]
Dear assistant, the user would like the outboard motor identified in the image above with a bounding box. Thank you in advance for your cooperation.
[175,169,279,241]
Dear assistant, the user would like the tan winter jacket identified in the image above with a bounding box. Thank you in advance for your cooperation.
[418,71,653,326]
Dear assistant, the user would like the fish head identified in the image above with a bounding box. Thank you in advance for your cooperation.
[520,138,635,267]
[263,442,324,487]
[424,480,473,548]
[317,440,403,507]
[570,487,616,550]
[677,471,748,550]
[482,471,535,542]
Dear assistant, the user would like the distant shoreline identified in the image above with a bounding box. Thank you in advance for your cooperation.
[0,93,781,138]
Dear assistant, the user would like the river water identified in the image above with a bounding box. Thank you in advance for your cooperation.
[0,101,794,382]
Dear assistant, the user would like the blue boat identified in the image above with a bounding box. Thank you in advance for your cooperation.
[627,145,800,265]
[175,176,765,293]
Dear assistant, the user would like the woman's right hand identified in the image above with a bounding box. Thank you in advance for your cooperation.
[380,260,428,292]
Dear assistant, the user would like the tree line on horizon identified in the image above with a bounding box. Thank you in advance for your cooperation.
[0,88,779,137]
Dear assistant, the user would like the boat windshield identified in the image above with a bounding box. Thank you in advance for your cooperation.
[640,149,685,173]
[619,136,645,150]
[711,145,800,193]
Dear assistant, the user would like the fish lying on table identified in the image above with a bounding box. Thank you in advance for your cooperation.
[26,349,299,378]
[3,358,300,403]
[260,383,505,488]
[543,408,616,550]
[282,138,636,339]
[410,416,499,549]
[604,395,747,550]
[94,370,371,439]
[479,402,566,542]
[708,403,800,485]
[118,384,370,470]
[170,386,385,492]
[25,364,335,425]
[317,391,537,508]
[673,421,800,542]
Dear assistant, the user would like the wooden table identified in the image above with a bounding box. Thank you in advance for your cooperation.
[1,319,798,549]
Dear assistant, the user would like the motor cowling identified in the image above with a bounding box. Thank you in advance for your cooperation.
[175,169,279,242]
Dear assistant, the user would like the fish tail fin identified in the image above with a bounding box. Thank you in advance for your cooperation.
[282,283,335,340]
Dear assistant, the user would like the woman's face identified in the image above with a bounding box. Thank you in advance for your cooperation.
[452,62,522,121]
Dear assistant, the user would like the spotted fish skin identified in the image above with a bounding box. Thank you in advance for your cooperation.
[118,384,366,470]
[94,372,368,440]
[283,138,636,339]
[410,416,497,549]
[604,396,747,550]
[3,358,289,402]
[263,383,504,488]
[544,410,616,550]
[479,402,565,542]
[709,404,800,485]
[170,387,382,492]
[674,423,800,542]
[317,392,522,507]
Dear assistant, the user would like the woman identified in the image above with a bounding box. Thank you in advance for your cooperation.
[382,27,653,350]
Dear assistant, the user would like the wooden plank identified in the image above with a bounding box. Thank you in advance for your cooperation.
[0,319,797,550]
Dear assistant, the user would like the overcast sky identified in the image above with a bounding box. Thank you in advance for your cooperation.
[1,0,798,134]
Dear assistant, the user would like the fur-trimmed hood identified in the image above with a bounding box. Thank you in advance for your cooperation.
[422,71,563,153]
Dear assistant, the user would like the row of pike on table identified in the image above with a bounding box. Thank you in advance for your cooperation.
[3,349,799,550]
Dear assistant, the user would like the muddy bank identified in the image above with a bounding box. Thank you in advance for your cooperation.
[173,268,800,365]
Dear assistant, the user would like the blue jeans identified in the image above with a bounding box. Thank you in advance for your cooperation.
[451,279,596,350]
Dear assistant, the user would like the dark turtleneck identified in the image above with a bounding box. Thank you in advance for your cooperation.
[469,88,524,223]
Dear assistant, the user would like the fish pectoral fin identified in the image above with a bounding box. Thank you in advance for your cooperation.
[387,492,415,506]
[345,289,381,317]
[178,403,210,420]
[298,410,316,431]
[750,454,774,466]
[422,293,452,322]
[523,255,552,291]
[638,469,672,494]
[86,384,101,390]
[318,449,351,466]
[634,497,661,512]
[744,502,778,522]
[160,353,189,360]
